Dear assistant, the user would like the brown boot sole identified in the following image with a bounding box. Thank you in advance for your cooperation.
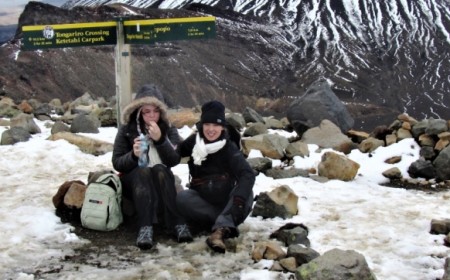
[206,238,226,253]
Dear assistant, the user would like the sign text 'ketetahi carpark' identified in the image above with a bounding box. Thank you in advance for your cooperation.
[22,16,216,50]
[22,22,117,50]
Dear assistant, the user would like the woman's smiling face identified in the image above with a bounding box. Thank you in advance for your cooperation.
[202,123,224,142]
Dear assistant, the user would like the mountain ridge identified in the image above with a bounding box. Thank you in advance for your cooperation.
[0,24,17,44]
[46,0,450,118]
[1,0,449,131]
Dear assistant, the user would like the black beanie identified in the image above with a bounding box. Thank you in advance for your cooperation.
[200,100,226,125]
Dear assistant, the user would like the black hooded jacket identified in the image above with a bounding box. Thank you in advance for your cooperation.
[112,96,182,174]
[178,130,255,201]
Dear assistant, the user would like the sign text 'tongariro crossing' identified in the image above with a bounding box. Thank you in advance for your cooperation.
[22,21,117,50]
[22,16,216,50]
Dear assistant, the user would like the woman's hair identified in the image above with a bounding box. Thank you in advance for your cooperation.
[136,111,169,139]
[128,109,169,140]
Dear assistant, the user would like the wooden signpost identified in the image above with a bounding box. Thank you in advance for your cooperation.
[21,16,216,125]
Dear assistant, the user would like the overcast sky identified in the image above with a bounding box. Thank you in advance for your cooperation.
[0,0,66,25]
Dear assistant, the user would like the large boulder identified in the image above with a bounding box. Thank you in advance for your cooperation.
[48,132,113,155]
[0,127,32,145]
[251,185,298,219]
[287,80,354,137]
[52,180,86,209]
[226,112,246,130]
[70,114,100,133]
[10,113,41,134]
[408,159,436,179]
[0,97,21,118]
[94,107,118,127]
[243,107,265,124]
[251,241,287,262]
[433,145,450,181]
[301,119,355,154]
[242,134,289,159]
[296,248,376,280]
[318,151,360,181]
[287,245,320,266]
[270,223,311,247]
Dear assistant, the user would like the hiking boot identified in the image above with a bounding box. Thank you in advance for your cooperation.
[174,224,193,243]
[206,227,230,253]
[136,226,153,250]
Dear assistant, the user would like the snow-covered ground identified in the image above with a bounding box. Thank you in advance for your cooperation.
[0,119,449,279]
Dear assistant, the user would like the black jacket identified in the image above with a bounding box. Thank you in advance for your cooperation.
[178,132,255,201]
[112,124,181,174]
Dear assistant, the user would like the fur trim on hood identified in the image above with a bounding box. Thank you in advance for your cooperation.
[121,96,169,125]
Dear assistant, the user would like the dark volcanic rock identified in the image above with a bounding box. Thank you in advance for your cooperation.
[1,1,450,132]
[287,80,354,136]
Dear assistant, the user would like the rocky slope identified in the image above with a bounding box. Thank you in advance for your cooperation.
[0,0,449,131]
[62,0,450,120]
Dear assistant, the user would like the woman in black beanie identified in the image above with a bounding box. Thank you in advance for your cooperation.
[176,100,255,253]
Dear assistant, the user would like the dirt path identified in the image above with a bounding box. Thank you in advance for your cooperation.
[31,215,263,280]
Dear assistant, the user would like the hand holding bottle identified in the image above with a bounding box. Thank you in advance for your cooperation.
[137,133,149,167]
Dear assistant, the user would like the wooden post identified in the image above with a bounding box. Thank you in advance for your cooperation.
[22,17,215,128]
[115,17,131,127]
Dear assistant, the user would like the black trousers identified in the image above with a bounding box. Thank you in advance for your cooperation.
[120,164,185,230]
[176,187,253,236]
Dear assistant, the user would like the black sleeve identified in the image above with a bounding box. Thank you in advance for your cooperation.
[112,125,138,173]
[154,126,181,168]
[227,142,255,200]
[177,133,196,158]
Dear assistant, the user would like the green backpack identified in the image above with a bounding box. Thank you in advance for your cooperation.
[80,173,123,231]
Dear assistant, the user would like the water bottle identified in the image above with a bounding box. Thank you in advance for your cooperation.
[138,133,149,167]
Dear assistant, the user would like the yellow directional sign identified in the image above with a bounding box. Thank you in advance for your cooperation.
[123,16,216,44]
[21,16,216,50]
[20,16,217,127]
[22,22,117,50]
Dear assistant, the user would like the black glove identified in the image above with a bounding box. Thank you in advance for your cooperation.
[231,196,246,225]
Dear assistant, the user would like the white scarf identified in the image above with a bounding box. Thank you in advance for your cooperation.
[147,140,162,167]
[192,133,226,165]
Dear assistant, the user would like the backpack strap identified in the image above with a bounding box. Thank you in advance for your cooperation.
[93,173,121,194]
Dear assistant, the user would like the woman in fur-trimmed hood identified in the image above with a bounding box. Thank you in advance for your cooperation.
[112,84,193,250]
